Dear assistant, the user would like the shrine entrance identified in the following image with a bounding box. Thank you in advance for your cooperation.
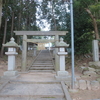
[14,31,67,72]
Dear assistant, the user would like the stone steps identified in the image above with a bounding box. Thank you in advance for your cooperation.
[0,80,72,100]
[0,81,66,100]
[0,97,66,100]
[34,61,52,63]
[32,65,54,67]
[29,70,55,72]
[0,94,64,98]
[35,59,52,60]
[30,67,54,70]
[33,63,52,65]
[29,50,54,71]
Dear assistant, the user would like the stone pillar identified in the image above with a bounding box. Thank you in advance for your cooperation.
[33,44,37,56]
[92,40,99,62]
[55,35,59,71]
[22,35,27,71]
[7,48,16,71]
[59,48,66,70]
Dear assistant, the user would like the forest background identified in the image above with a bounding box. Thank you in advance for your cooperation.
[0,0,100,56]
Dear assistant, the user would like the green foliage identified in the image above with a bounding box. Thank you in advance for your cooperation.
[74,2,94,54]
[39,0,68,30]
[38,0,94,54]
[89,3,100,12]
[63,0,94,54]
[78,0,100,34]
[0,0,96,55]
[0,0,40,49]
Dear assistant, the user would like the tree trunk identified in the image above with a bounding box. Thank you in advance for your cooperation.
[85,8,99,39]
[18,13,21,30]
[0,18,7,57]
[16,13,21,52]
[11,12,14,37]
[0,0,2,28]
[51,0,57,31]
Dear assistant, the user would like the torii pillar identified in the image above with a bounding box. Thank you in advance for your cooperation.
[55,35,59,71]
[22,35,27,71]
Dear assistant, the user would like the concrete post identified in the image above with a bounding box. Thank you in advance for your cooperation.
[22,35,27,71]
[55,35,59,71]
[92,40,99,62]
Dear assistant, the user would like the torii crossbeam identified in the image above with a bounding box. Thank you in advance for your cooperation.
[14,31,68,36]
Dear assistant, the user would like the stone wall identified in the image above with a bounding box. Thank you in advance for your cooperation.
[65,80,100,91]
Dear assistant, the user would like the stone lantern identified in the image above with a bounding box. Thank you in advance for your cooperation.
[3,37,19,77]
[55,37,69,79]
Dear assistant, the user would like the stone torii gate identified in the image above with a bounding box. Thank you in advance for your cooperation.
[14,31,67,72]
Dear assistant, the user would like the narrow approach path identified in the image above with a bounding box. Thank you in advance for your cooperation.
[29,50,54,72]
[0,72,72,100]
[0,50,72,100]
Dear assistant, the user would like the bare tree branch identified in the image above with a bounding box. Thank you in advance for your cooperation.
[85,8,99,39]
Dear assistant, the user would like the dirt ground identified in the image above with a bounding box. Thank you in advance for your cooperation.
[0,52,100,100]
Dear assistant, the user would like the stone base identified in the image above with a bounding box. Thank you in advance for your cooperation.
[57,71,69,77]
[55,75,71,81]
[69,89,79,93]
[4,71,18,76]
[55,71,71,81]
[2,71,19,79]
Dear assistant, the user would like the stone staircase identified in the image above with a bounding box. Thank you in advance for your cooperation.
[29,50,54,72]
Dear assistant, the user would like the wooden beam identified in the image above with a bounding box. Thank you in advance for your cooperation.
[14,31,68,36]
